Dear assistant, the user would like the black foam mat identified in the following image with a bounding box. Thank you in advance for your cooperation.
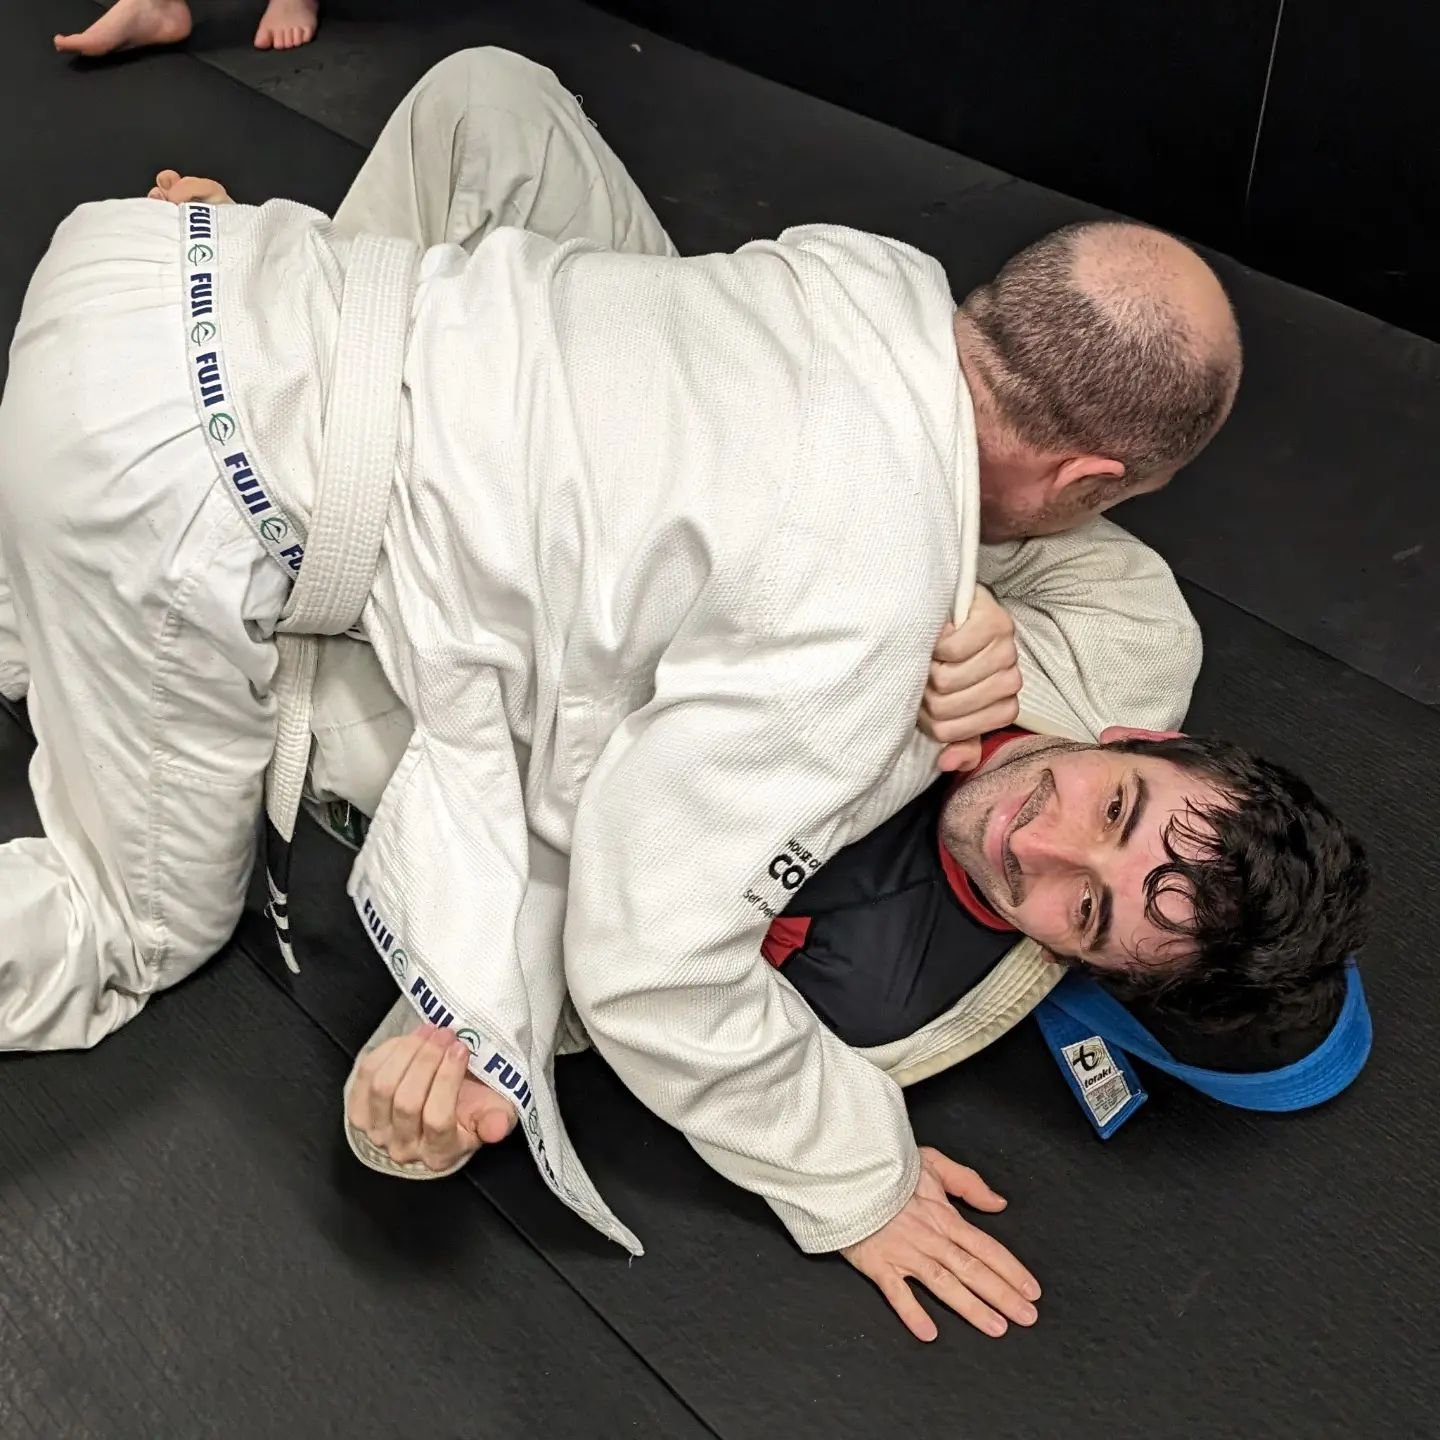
[116,0,1440,707]
[2,1,1437,1434]
[0,724,711,1440]
[230,585,1440,1439]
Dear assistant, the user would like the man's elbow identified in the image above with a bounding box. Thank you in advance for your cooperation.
[1154,592,1204,729]
[562,945,612,1027]
[562,938,646,1048]
[1113,554,1203,730]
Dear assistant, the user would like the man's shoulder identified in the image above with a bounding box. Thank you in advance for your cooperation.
[773,223,951,294]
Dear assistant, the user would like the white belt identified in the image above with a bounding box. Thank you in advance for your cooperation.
[180,203,420,967]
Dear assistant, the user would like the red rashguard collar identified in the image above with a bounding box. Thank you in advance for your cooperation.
[936,728,1029,932]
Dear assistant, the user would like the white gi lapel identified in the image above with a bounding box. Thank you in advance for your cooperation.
[857,939,1063,1086]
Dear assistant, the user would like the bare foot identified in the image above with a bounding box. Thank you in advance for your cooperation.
[55,0,192,56]
[147,170,234,204]
[254,0,318,50]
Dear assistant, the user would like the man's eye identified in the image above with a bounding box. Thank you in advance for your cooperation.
[1078,889,1093,928]
[1106,791,1124,826]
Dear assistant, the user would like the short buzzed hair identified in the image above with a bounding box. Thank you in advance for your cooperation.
[962,222,1239,484]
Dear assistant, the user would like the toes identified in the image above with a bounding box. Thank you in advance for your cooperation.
[269,23,316,49]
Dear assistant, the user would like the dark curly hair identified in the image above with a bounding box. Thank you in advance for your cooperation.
[1092,735,1369,1037]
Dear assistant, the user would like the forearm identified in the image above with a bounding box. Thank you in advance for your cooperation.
[562,649,931,1252]
[566,917,922,1251]
[978,518,1201,738]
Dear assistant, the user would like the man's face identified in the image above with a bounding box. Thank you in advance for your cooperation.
[977,460,1172,544]
[941,736,1220,972]
[979,486,1109,543]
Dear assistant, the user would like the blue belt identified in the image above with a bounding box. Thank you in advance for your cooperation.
[1032,961,1371,1138]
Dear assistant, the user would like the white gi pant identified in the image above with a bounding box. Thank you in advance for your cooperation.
[0,48,674,1050]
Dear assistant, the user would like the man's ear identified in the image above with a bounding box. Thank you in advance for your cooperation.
[1052,454,1126,495]
[1100,725,1186,745]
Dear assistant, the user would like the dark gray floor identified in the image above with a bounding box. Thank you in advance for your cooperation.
[3,1,1438,1436]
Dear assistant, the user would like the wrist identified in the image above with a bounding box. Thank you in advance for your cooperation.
[777,1142,923,1255]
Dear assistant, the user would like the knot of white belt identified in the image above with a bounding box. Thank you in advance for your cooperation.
[263,232,421,971]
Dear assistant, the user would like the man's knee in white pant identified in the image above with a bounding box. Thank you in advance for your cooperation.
[0,442,72,563]
[157,893,245,987]
[417,46,577,130]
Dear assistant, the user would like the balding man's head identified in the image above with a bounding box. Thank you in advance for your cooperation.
[958,221,1242,540]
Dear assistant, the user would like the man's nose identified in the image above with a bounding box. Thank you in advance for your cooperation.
[1010,808,1086,871]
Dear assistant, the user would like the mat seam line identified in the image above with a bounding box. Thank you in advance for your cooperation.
[1243,0,1287,216]
[1172,572,1439,719]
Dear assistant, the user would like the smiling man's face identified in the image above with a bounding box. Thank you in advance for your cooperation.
[940,735,1225,973]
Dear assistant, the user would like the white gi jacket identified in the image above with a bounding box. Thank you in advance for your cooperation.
[209,199,1199,1256]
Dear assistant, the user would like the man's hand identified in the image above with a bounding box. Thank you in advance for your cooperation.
[346,1022,518,1172]
[147,170,234,206]
[842,1147,1041,1342]
[920,586,1021,773]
